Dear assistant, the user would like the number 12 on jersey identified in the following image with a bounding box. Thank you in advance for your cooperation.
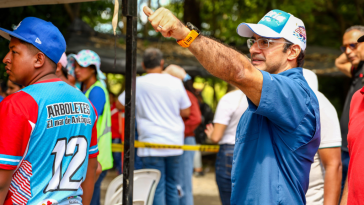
[44,136,88,193]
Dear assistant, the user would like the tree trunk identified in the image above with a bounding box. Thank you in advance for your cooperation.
[183,0,201,28]
[63,3,81,22]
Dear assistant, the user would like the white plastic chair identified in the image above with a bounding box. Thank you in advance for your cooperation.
[114,200,144,205]
[105,169,161,205]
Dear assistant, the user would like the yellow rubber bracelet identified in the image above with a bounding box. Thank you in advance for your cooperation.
[177,30,200,48]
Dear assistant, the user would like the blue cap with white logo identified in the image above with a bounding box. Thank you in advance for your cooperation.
[237,10,307,51]
[0,17,66,64]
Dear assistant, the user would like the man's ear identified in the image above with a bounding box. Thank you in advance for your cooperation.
[34,52,46,69]
[56,62,62,72]
[142,62,146,71]
[287,44,301,63]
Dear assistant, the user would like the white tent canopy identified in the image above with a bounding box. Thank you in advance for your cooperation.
[0,0,95,8]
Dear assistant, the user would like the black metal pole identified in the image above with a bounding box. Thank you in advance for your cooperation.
[122,0,137,204]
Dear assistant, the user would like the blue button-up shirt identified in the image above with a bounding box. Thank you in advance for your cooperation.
[231,67,320,205]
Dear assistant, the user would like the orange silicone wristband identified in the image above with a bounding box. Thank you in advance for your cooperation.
[177,30,200,48]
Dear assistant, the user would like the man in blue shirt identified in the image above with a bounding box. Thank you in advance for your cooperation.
[143,8,320,205]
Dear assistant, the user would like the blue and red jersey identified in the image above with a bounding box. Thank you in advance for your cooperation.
[0,79,99,205]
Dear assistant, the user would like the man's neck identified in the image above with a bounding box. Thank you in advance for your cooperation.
[28,72,58,86]
[59,75,73,87]
[146,67,163,74]
[83,76,97,91]
[274,63,298,74]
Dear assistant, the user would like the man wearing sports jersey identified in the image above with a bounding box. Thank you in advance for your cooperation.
[0,17,99,205]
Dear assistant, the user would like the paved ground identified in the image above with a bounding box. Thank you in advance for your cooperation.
[100,169,221,205]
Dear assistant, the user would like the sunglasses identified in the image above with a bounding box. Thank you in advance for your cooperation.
[340,43,358,53]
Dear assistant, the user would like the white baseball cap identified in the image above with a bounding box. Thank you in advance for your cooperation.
[237,9,307,51]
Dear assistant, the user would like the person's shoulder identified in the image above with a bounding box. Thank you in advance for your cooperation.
[0,91,37,111]
[222,90,244,101]
[352,88,364,105]
[315,91,330,106]
[90,85,105,96]
[159,73,180,82]
[1,91,34,104]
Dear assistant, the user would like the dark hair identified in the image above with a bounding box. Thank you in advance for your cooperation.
[18,39,57,69]
[143,48,163,69]
[183,79,197,96]
[0,80,7,93]
[61,66,68,79]
[283,41,305,67]
[89,64,98,78]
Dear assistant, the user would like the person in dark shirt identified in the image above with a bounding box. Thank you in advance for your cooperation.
[335,25,364,193]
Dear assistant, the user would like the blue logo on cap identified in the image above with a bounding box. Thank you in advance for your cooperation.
[0,17,66,64]
[258,10,290,34]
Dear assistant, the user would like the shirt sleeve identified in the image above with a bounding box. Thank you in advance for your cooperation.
[89,103,99,158]
[179,82,191,110]
[213,93,235,125]
[183,91,202,132]
[0,91,38,170]
[316,92,342,149]
[88,86,106,116]
[118,91,126,106]
[249,70,311,133]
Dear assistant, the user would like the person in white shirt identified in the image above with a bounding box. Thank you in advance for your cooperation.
[117,48,191,205]
[204,86,248,205]
[303,69,342,205]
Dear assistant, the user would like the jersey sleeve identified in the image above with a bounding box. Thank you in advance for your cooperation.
[89,103,99,158]
[0,91,38,170]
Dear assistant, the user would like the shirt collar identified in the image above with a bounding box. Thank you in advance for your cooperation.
[33,78,62,85]
[360,86,364,94]
[277,67,303,77]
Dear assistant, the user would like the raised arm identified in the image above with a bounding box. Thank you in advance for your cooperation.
[143,7,263,105]
[335,53,352,77]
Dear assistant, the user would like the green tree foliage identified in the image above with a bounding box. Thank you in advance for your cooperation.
[0,1,114,82]
[164,0,364,48]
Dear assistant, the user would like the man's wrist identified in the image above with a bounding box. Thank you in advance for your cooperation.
[179,27,191,41]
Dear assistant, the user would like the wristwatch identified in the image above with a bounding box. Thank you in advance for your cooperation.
[177,22,201,48]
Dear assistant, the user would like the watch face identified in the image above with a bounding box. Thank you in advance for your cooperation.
[187,22,200,34]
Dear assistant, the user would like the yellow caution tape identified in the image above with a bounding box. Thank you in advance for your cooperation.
[112,141,220,153]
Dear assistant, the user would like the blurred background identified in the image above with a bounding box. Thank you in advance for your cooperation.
[0,0,363,116]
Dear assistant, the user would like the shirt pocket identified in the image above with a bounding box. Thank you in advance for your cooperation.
[236,112,260,143]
